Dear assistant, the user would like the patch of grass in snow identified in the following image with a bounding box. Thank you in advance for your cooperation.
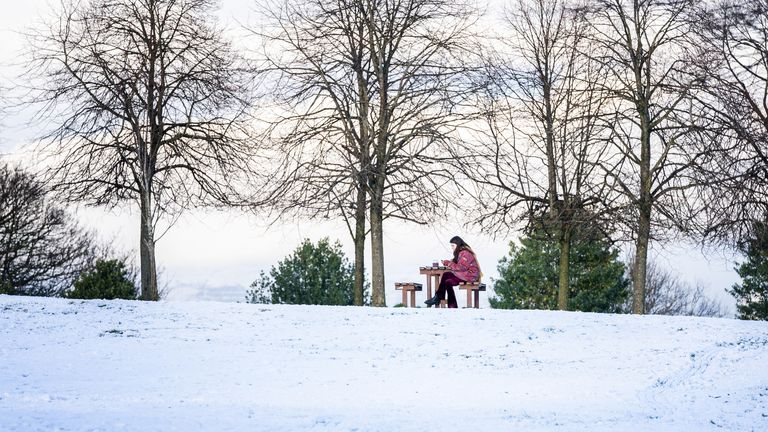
[99,329,139,337]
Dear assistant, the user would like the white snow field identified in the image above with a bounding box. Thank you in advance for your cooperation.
[1,295,767,432]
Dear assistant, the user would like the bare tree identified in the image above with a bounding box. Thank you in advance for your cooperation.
[0,164,96,296]
[585,0,713,313]
[27,0,253,300]
[690,0,768,245]
[453,0,613,310]
[625,256,726,317]
[250,0,379,306]
[252,0,481,306]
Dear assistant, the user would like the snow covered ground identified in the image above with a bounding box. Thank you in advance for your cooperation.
[1,295,767,431]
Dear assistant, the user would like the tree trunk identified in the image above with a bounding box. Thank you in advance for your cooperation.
[543,81,558,211]
[139,192,159,301]
[633,115,653,315]
[633,207,651,314]
[353,183,366,306]
[369,178,386,307]
[557,229,571,311]
[353,38,369,307]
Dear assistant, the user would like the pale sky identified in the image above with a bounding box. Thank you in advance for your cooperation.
[0,0,741,312]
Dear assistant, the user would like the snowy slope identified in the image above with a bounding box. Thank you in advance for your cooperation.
[1,295,766,432]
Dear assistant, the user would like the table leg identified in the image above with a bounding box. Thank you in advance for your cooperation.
[425,276,433,301]
[474,290,480,309]
[433,275,445,308]
[466,287,472,308]
[402,290,408,307]
[410,290,415,308]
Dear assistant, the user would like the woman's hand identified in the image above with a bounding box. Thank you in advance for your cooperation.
[442,259,451,266]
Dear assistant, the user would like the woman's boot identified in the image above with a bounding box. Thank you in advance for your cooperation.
[424,294,440,307]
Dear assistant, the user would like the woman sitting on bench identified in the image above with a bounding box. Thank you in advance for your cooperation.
[425,236,481,308]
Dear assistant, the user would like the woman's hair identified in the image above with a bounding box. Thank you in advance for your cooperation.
[450,236,475,263]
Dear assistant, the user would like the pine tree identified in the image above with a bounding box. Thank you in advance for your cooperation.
[246,238,368,306]
[67,259,137,300]
[729,221,768,320]
[491,230,629,312]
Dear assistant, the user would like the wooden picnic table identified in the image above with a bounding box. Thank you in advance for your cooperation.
[419,265,450,308]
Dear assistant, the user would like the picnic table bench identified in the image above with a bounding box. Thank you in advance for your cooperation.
[458,281,487,309]
[394,282,422,308]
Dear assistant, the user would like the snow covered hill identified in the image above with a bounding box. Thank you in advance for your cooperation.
[1,295,767,432]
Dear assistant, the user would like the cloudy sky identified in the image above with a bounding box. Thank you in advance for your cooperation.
[0,0,742,311]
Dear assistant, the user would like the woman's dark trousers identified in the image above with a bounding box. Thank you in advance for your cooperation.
[435,272,462,308]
